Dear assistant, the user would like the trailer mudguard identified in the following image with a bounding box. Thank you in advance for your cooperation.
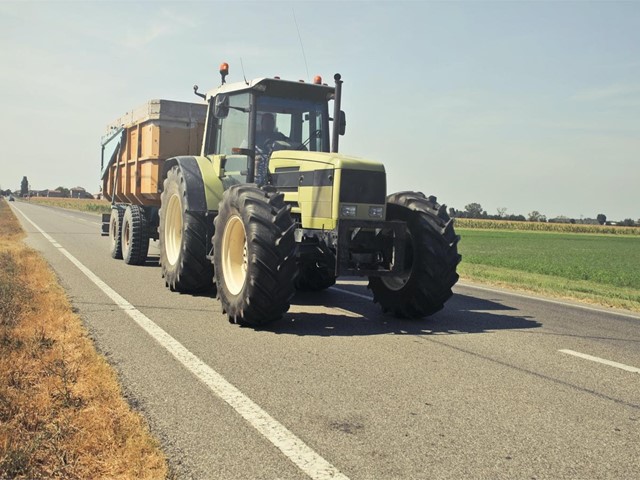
[162,156,224,213]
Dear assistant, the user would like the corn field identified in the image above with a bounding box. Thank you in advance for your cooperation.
[454,218,640,236]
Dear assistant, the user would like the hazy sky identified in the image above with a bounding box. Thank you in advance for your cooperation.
[1,0,638,220]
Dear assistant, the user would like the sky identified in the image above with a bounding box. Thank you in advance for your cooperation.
[0,0,638,221]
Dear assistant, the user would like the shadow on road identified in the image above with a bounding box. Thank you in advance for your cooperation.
[263,290,541,337]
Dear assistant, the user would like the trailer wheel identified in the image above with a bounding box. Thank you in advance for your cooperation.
[122,205,150,265]
[213,184,296,326]
[109,205,125,259]
[368,192,461,318]
[159,165,213,292]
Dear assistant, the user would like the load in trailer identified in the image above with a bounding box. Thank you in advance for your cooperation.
[101,64,461,326]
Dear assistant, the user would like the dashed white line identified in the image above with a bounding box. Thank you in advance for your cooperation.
[13,205,349,480]
[559,349,640,374]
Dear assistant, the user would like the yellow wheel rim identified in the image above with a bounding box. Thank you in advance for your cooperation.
[222,215,248,296]
[165,194,183,266]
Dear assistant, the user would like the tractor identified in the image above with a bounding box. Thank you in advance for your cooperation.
[102,63,461,326]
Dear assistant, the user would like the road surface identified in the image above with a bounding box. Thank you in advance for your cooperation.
[9,201,640,479]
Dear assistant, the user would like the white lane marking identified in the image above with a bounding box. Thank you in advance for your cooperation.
[13,206,349,480]
[329,286,372,301]
[288,304,362,318]
[559,349,640,374]
[457,282,640,320]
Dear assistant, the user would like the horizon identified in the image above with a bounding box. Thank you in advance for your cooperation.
[1,1,638,221]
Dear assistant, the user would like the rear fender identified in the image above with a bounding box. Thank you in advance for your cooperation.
[162,156,224,212]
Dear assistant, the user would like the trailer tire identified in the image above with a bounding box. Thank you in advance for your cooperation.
[122,205,150,265]
[213,184,296,326]
[109,205,125,259]
[159,165,213,292]
[368,192,461,318]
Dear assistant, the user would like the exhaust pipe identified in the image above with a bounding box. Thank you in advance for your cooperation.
[331,73,343,153]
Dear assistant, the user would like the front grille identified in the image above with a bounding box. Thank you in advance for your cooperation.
[339,169,386,204]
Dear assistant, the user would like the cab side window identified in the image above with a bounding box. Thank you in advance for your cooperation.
[215,93,250,155]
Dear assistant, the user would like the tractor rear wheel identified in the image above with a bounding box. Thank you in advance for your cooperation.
[368,192,461,318]
[159,165,213,292]
[109,205,125,259]
[122,205,150,265]
[213,184,296,326]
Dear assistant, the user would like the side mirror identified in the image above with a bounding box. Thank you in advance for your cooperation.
[214,94,229,119]
[339,110,346,136]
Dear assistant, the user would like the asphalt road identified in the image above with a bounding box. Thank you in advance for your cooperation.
[9,201,640,480]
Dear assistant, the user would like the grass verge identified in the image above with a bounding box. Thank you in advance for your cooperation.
[457,227,640,312]
[25,197,111,214]
[0,198,168,479]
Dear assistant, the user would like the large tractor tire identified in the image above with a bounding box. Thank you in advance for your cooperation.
[109,205,125,259]
[122,205,150,265]
[368,192,461,318]
[159,165,213,292]
[213,184,297,326]
[295,262,336,291]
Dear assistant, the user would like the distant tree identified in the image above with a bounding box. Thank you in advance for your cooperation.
[528,211,547,222]
[496,207,508,218]
[464,203,486,218]
[620,219,636,227]
[21,176,29,196]
[596,214,607,225]
[55,186,70,197]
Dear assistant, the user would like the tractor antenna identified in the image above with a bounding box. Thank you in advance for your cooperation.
[292,8,310,82]
[240,58,249,85]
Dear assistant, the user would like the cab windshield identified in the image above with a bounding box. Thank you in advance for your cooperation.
[255,96,329,153]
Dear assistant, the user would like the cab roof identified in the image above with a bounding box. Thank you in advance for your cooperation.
[205,77,335,103]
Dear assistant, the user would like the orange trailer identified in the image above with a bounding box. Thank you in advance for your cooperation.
[101,99,206,206]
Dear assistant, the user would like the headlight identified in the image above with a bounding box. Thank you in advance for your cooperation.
[369,206,384,218]
[340,205,357,217]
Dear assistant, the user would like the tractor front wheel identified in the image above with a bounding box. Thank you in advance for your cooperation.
[213,184,296,326]
[295,262,336,291]
[368,192,461,318]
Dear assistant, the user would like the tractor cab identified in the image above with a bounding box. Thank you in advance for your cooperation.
[198,65,343,185]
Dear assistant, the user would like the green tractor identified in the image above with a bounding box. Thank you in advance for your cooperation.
[156,65,460,326]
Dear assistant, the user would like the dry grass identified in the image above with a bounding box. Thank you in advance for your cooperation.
[26,197,112,214]
[0,198,168,479]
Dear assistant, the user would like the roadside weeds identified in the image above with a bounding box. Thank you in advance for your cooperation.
[0,198,168,479]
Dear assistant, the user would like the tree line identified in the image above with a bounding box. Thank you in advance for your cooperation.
[449,203,639,227]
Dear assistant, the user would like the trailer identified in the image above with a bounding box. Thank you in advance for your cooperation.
[101,99,206,264]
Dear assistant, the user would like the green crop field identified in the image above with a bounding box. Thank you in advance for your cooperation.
[456,228,640,312]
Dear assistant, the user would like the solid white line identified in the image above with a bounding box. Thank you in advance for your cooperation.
[559,349,640,374]
[329,286,372,301]
[13,205,349,480]
[457,282,640,320]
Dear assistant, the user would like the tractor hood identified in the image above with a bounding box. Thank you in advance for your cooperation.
[269,150,385,173]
